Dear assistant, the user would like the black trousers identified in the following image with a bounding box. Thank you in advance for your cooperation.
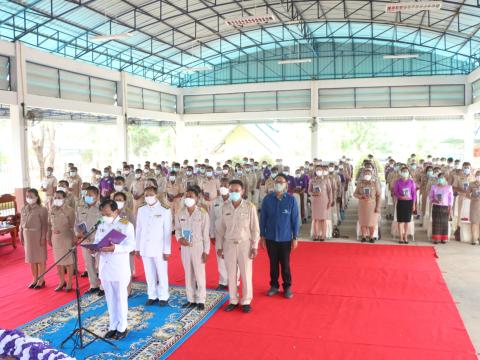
[266,239,292,290]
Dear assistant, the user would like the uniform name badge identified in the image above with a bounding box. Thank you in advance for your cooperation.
[182,229,192,245]
[402,188,410,198]
[436,193,443,202]
[363,187,371,196]
[314,186,321,193]
[463,182,469,191]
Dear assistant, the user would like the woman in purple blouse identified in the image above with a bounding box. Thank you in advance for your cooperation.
[429,173,454,244]
[393,166,417,244]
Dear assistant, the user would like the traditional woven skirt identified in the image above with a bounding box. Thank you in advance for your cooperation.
[396,200,413,223]
[432,204,449,241]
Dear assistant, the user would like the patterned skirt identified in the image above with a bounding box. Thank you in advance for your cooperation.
[432,204,449,241]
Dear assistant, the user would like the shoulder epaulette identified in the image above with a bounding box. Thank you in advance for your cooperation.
[138,202,146,208]
[160,197,170,209]
[119,218,129,225]
[199,205,207,213]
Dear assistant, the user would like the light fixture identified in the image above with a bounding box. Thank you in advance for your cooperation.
[90,32,133,42]
[278,58,312,64]
[225,13,276,27]
[182,66,212,72]
[383,54,419,59]
[385,1,442,13]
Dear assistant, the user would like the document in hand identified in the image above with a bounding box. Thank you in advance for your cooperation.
[182,229,192,243]
[81,229,126,251]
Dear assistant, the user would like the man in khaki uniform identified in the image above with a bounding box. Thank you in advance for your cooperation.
[182,166,198,190]
[68,166,82,200]
[155,165,167,194]
[112,176,134,212]
[130,169,146,217]
[453,162,475,229]
[41,166,57,209]
[123,165,135,190]
[200,166,220,210]
[166,171,185,218]
[75,186,102,294]
[175,187,210,311]
[244,164,257,202]
[217,179,260,313]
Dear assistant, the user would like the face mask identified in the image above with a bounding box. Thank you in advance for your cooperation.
[222,169,229,175]
[262,164,266,169]
[26,197,36,205]
[230,192,241,202]
[186,171,192,176]
[200,168,205,174]
[237,170,243,176]
[464,168,471,175]
[184,197,196,208]
[315,170,322,177]
[401,172,409,178]
[53,199,64,207]
[57,186,67,193]
[295,173,300,178]
[145,196,157,206]
[46,171,52,176]
[81,190,87,197]
[364,175,372,181]
[455,164,461,169]
[411,165,417,170]
[206,171,213,177]
[284,171,289,176]
[328,167,334,173]
[245,168,251,173]
[103,172,109,177]
[70,171,76,176]
[438,178,446,185]
[427,171,434,177]
[144,169,149,173]
[271,173,277,179]
[135,173,142,179]
[169,175,176,182]
[102,216,114,225]
[114,185,124,192]
[219,187,229,196]
[123,170,130,175]
[155,170,161,175]
[275,183,286,193]
[116,201,125,210]
[85,196,95,205]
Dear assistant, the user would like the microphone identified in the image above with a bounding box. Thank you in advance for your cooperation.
[93,218,103,229]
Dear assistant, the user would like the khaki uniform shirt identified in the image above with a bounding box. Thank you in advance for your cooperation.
[75,202,101,243]
[175,206,210,254]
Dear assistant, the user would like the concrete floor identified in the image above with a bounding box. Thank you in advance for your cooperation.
[298,199,480,355]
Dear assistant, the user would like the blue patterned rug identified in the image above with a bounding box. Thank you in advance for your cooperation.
[20,283,228,359]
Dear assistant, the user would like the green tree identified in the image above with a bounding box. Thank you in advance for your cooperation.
[128,125,161,157]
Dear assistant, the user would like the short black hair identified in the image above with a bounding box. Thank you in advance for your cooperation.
[186,186,200,197]
[229,179,244,189]
[59,179,69,187]
[86,186,99,195]
[114,176,125,182]
[55,190,67,198]
[113,192,126,201]
[100,199,118,211]
[146,178,158,189]
[275,173,288,182]
[145,186,158,193]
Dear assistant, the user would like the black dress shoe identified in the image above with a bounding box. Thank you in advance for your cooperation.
[97,290,105,296]
[267,287,279,296]
[361,238,367,243]
[34,282,46,289]
[158,300,168,307]
[80,271,88,278]
[224,303,238,312]
[114,329,128,340]
[284,288,293,299]
[28,281,38,289]
[145,299,157,306]
[197,303,205,311]
[182,302,196,308]
[241,305,252,313]
[369,238,376,243]
[54,283,66,292]
[104,330,117,339]
[85,287,99,294]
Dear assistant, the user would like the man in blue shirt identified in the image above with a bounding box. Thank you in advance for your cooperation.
[260,173,300,299]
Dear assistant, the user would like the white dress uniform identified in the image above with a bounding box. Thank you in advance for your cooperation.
[94,216,135,333]
[135,201,172,302]
[175,206,210,304]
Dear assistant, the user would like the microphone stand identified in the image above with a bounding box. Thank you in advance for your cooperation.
[36,222,118,351]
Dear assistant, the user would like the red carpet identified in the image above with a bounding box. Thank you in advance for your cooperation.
[0,238,476,360]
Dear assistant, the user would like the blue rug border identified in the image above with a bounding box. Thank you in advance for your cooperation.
[18,283,229,360]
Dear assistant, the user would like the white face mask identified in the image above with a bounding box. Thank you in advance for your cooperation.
[135,173,142,179]
[145,196,157,206]
[186,171,192,176]
[26,197,36,205]
[364,175,372,181]
[219,187,229,196]
[222,169,229,174]
[102,216,114,225]
[53,199,64,207]
[46,171,52,176]
[184,197,196,208]
[315,170,322,177]
[116,201,125,210]
[155,169,161,175]
[114,185,124,192]
[206,171,213,177]
[169,175,176,182]
[69,171,76,176]
[328,167,334,172]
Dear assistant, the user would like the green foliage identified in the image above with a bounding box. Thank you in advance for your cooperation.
[128,125,162,157]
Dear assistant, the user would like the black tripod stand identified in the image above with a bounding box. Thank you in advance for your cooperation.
[36,222,118,351]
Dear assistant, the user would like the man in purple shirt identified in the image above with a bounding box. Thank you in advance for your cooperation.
[99,167,114,202]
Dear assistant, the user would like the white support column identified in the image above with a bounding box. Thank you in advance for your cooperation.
[175,117,186,160]
[117,72,128,162]
[311,117,319,159]
[10,42,29,204]
[464,112,475,161]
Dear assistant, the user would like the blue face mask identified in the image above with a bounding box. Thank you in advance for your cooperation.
[230,192,241,202]
[85,196,95,205]
[438,178,446,185]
